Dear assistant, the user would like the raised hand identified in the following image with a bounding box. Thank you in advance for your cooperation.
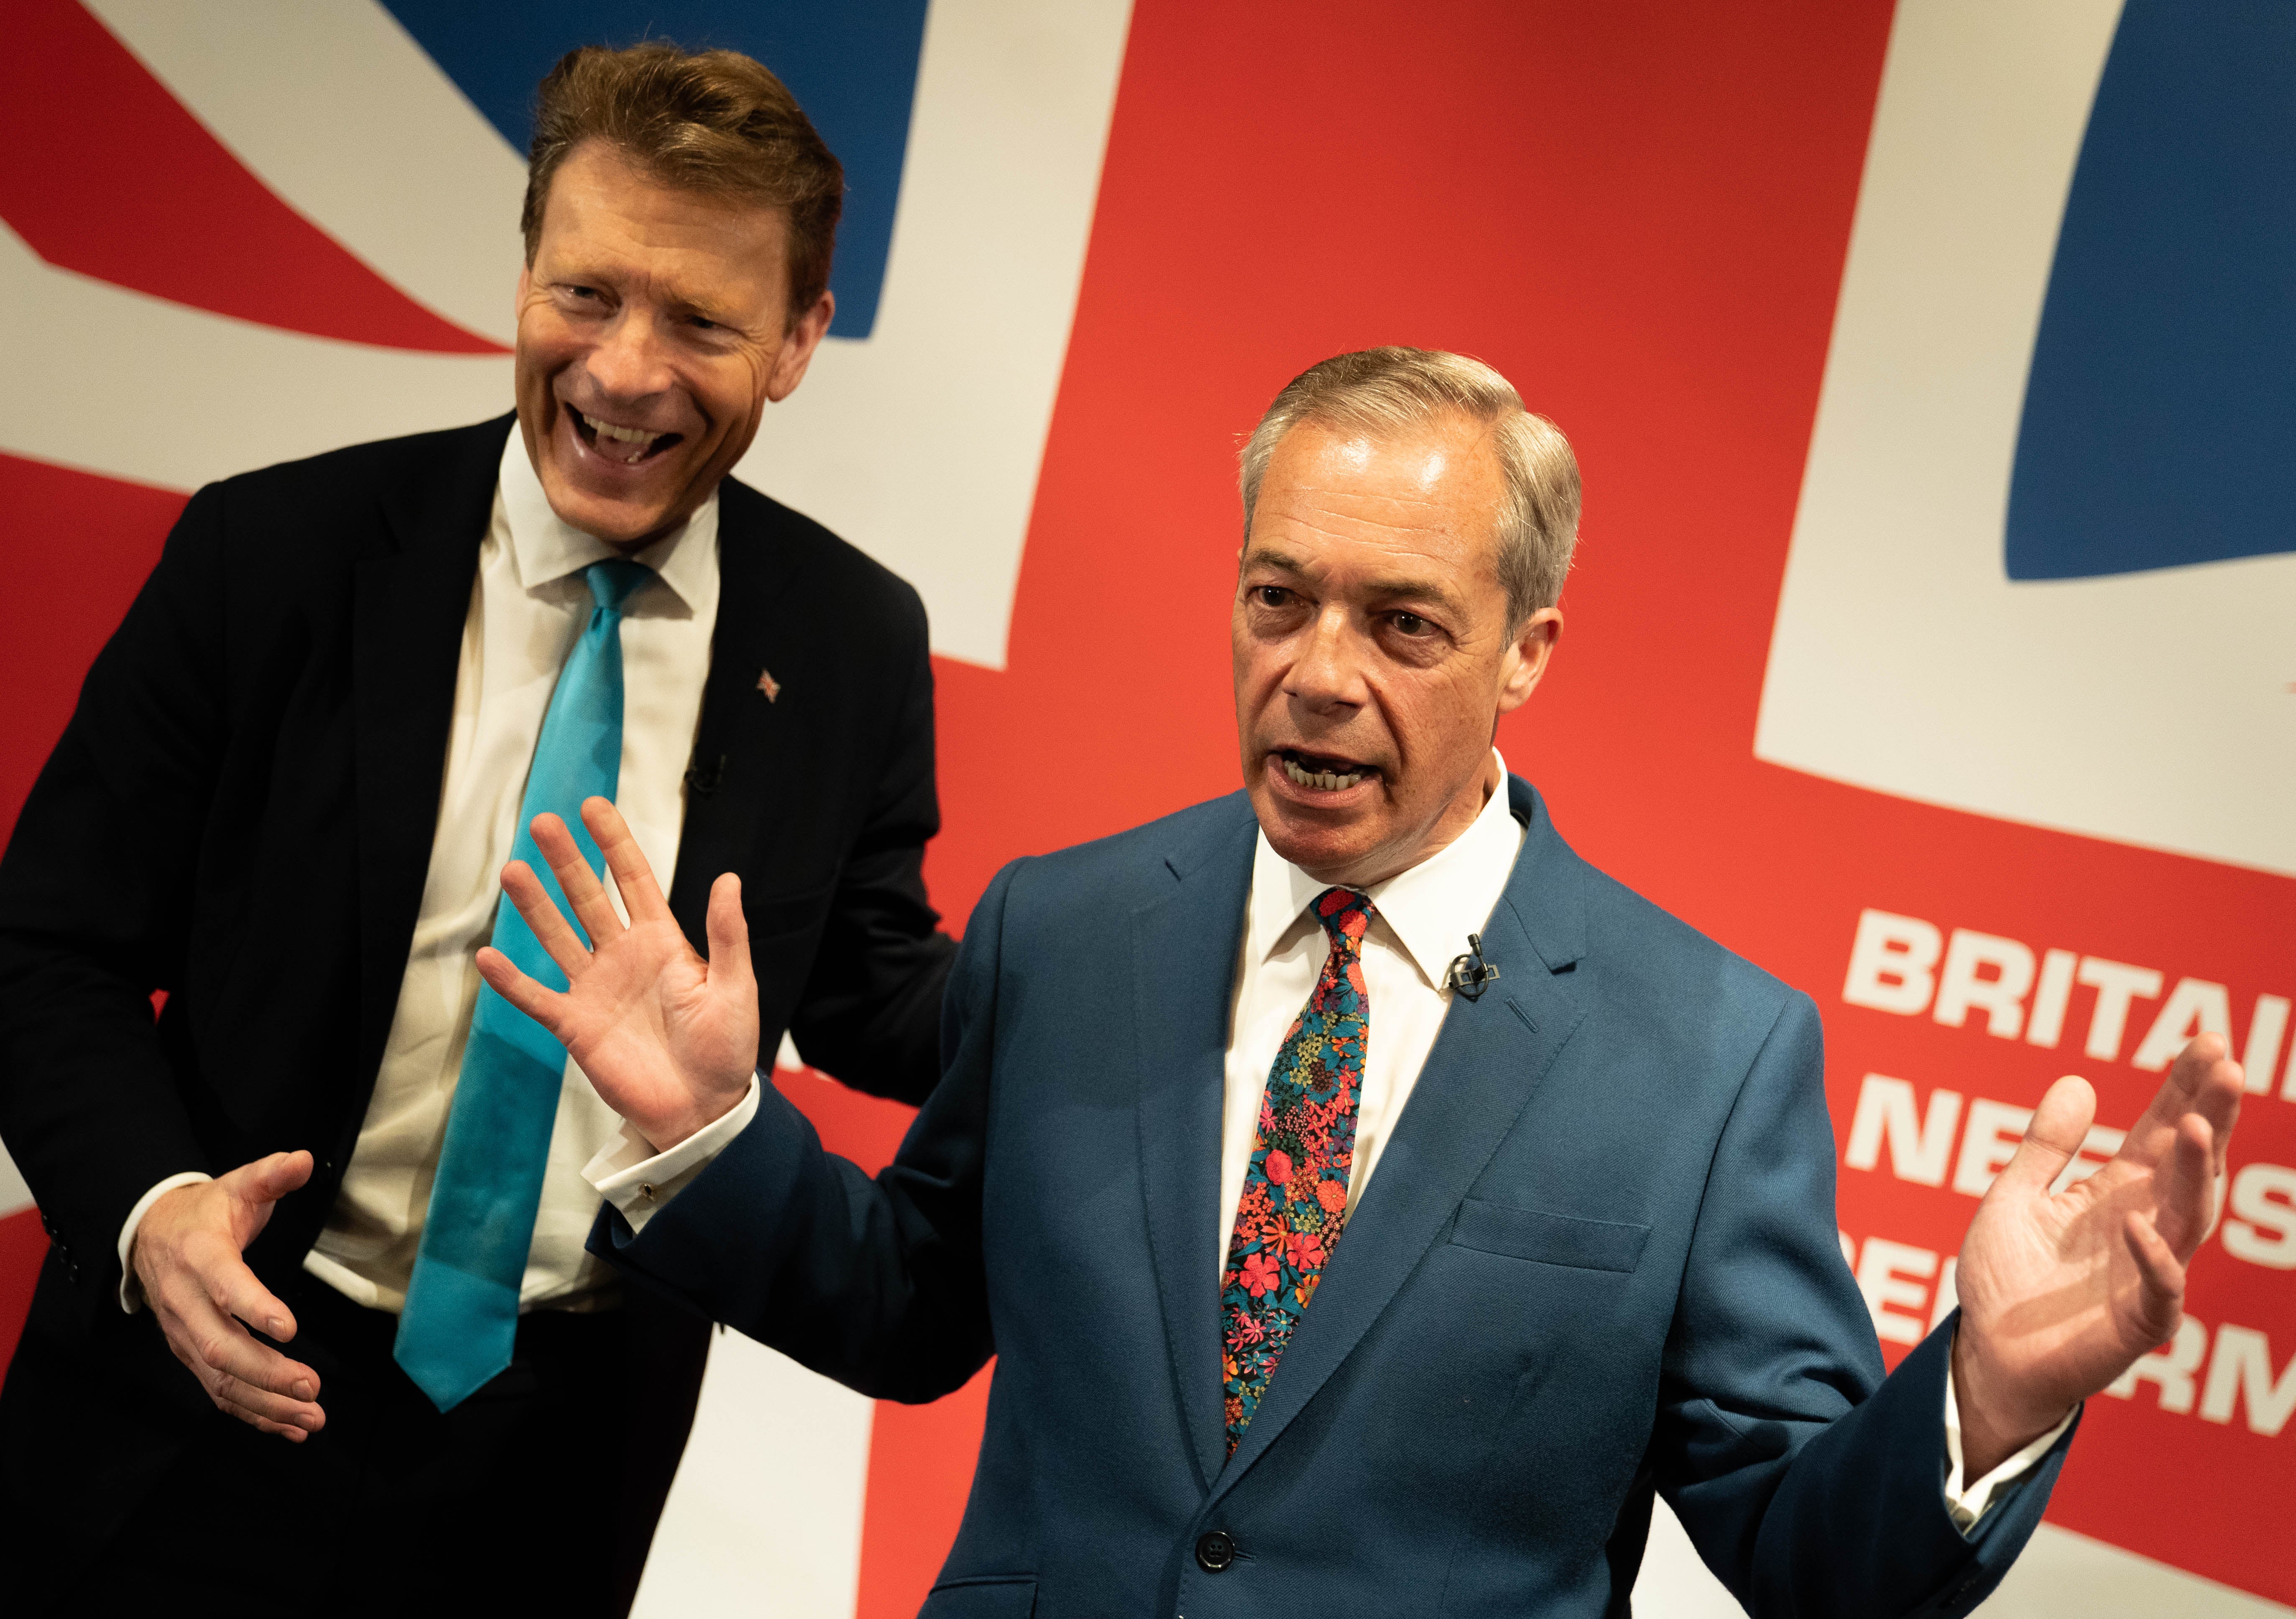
[476,796,759,1151]
[133,1150,325,1440]
[1951,1034,2244,1476]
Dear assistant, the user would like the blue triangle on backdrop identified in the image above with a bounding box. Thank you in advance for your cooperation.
[2007,0,2296,581]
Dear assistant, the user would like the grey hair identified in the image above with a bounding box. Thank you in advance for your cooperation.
[1238,347,1582,622]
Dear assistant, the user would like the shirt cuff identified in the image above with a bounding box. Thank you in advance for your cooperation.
[1943,1360,2077,1530]
[582,1073,762,1235]
[117,1171,216,1314]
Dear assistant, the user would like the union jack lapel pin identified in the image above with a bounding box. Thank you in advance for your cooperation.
[757,667,782,702]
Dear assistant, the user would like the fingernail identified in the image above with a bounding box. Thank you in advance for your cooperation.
[294,1379,314,1400]
[268,1317,287,1336]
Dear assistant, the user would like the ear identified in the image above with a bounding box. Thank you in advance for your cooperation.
[1494,606,1563,716]
[765,290,836,402]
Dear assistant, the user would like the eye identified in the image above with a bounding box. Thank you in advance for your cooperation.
[1390,612,1431,636]
[1253,585,1294,608]
[688,314,720,331]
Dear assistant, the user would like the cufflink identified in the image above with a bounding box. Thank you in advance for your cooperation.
[638,1183,656,1202]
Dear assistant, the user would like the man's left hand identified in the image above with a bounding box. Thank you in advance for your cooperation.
[1951,1035,2244,1477]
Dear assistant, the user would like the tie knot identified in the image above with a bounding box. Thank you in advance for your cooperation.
[1311,886,1373,949]
[584,558,653,615]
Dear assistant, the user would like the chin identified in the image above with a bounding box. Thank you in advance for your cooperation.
[541,467,674,545]
[1253,794,1376,879]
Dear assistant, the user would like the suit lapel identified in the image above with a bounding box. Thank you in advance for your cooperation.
[1210,778,1593,1500]
[1131,803,1259,1492]
[665,481,796,946]
[350,415,511,1092]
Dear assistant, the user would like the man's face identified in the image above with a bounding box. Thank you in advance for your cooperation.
[513,140,834,547]
[1233,416,1562,888]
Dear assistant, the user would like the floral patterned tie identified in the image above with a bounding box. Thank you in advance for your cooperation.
[1221,886,1374,1452]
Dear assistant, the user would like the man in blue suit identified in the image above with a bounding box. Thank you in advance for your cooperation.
[480,348,2245,1616]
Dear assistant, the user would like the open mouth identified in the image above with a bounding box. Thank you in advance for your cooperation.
[569,405,682,467]
[1276,749,1378,791]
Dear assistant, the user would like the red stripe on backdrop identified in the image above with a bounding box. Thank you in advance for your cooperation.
[0,1210,44,1369]
[0,0,504,354]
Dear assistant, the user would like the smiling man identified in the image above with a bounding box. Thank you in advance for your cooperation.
[0,43,954,1616]
[472,346,2244,1616]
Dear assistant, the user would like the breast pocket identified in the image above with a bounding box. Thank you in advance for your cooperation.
[919,1577,1037,1618]
[1447,1199,1651,1273]
[743,880,836,940]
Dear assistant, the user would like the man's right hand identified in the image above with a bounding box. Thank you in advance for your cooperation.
[131,1150,325,1441]
[477,797,759,1154]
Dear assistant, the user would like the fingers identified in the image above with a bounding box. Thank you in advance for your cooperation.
[2151,1112,2221,1258]
[501,858,593,979]
[584,797,673,925]
[2124,1209,2188,1341]
[528,811,624,947]
[2135,1036,2244,1163]
[206,1250,299,1345]
[705,871,754,993]
[476,944,570,1033]
[1992,1074,2097,1195]
[153,1263,324,1438]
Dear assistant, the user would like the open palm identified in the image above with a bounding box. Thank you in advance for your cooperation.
[1952,1036,2243,1467]
[477,796,759,1151]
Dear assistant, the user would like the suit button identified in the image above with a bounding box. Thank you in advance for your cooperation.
[1195,1530,1236,1573]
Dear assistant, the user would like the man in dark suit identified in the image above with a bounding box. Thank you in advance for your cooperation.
[433,349,2242,1616]
[0,42,952,1615]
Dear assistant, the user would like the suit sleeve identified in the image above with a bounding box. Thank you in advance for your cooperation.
[589,854,1018,1402]
[1652,992,2073,1619]
[785,588,958,1107]
[0,484,231,1312]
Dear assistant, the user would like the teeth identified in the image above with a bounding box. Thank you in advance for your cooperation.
[1281,756,1366,791]
[574,408,663,462]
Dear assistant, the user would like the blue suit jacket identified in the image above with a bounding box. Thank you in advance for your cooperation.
[598,778,2072,1617]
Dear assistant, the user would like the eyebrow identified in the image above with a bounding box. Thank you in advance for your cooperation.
[1239,546,1470,619]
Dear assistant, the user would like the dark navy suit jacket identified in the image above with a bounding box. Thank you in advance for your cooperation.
[599,777,2074,1618]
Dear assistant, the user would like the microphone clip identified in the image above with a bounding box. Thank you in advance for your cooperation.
[1446,933,1500,1001]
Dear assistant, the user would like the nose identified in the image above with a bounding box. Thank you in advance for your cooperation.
[1285,603,1368,715]
[583,305,676,406]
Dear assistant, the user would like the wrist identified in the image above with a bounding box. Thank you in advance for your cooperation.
[636,1074,753,1156]
[1952,1325,2072,1476]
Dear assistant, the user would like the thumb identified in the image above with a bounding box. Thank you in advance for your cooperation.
[706,872,753,993]
[1992,1076,2094,1197]
[222,1149,314,1210]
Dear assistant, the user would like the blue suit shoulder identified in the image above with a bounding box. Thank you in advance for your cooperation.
[984,790,1255,928]
[1571,858,1807,1036]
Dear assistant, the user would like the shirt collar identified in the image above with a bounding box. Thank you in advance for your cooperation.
[497,427,719,611]
[1248,748,1527,990]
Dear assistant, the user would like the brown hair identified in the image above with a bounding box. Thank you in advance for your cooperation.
[1240,348,1582,622]
[521,42,845,326]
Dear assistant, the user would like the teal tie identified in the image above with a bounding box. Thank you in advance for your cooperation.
[395,559,653,1411]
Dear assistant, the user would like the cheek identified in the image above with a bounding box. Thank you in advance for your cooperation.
[700,353,773,431]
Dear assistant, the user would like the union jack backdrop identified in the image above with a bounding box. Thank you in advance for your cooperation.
[2,3,2289,1614]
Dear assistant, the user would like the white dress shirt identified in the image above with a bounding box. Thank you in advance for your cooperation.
[120,432,721,1315]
